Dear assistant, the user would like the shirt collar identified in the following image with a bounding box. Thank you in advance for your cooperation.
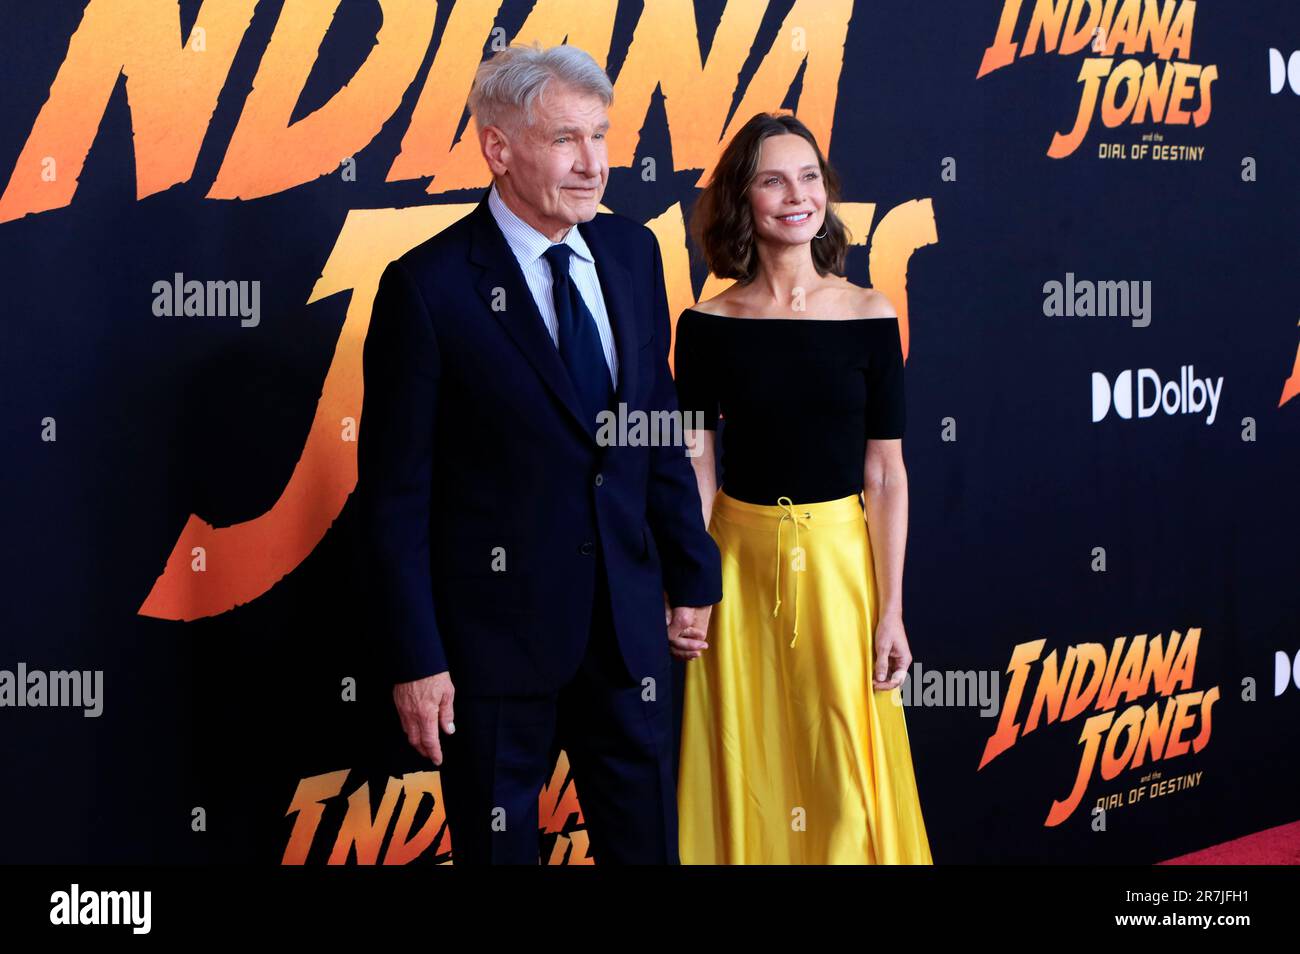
[488,181,594,265]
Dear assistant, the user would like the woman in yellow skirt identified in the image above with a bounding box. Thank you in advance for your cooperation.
[671,113,932,864]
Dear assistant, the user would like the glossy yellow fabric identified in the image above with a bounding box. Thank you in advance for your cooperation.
[678,490,933,864]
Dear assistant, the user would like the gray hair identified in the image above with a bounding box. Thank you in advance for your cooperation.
[468,42,613,137]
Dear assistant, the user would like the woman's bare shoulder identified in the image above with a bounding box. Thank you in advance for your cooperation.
[689,286,742,316]
[843,282,898,319]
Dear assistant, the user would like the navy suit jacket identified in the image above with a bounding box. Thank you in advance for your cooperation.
[356,189,723,695]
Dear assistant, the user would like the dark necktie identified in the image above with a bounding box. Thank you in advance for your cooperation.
[542,243,614,431]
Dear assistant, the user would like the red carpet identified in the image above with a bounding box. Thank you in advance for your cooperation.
[1160,819,1300,865]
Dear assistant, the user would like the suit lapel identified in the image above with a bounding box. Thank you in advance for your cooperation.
[467,193,593,441]
[578,216,639,410]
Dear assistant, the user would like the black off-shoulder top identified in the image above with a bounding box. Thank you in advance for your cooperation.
[673,308,906,506]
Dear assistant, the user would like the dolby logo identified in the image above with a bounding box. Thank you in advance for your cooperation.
[1091,365,1223,425]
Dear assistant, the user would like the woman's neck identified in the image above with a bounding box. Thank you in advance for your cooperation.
[747,240,824,309]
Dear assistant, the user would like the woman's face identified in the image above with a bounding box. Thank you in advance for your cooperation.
[746,133,827,250]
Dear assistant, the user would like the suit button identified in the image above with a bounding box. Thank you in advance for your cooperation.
[594,473,604,487]
[579,542,595,555]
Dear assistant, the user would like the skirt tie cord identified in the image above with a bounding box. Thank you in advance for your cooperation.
[772,496,812,648]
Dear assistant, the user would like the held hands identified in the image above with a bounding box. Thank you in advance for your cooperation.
[872,612,912,691]
[667,599,713,660]
[393,671,455,765]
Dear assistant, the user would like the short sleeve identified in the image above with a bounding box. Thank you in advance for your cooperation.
[864,319,905,439]
[672,312,719,430]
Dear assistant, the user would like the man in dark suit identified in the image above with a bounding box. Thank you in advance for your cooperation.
[356,43,721,864]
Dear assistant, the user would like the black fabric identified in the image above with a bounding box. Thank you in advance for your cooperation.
[673,308,906,505]
[439,554,677,865]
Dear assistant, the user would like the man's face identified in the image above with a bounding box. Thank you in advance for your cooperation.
[489,82,610,240]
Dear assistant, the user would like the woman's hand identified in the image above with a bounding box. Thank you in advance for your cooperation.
[872,612,912,690]
[668,603,712,660]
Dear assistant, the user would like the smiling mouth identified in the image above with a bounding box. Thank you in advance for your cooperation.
[777,211,812,223]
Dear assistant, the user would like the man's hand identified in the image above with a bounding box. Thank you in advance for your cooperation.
[667,604,713,660]
[393,671,456,764]
[872,613,912,691]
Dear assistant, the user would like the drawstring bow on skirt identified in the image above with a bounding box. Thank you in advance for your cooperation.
[772,495,813,648]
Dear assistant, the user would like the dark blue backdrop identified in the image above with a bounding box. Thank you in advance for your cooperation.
[2,0,1297,864]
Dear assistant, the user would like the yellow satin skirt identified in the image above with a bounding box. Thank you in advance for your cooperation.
[678,490,933,864]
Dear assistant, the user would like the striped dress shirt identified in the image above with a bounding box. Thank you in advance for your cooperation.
[487,182,619,388]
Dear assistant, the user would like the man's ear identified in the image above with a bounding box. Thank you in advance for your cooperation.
[481,126,510,177]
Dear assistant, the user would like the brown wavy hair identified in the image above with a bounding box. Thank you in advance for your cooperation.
[690,112,850,283]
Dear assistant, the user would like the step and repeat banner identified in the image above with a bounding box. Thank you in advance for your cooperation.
[3,0,1297,864]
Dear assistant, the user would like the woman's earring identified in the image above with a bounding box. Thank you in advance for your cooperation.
[813,227,827,239]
